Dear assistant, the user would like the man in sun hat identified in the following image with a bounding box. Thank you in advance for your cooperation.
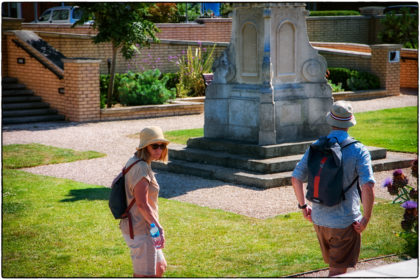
[291,101,375,277]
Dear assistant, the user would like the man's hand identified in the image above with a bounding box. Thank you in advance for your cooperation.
[302,205,313,223]
[352,217,368,234]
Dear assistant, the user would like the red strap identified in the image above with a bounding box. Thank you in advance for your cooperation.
[314,157,328,198]
[122,199,137,239]
[123,159,141,175]
[122,159,141,240]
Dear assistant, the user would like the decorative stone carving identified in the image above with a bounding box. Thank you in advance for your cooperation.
[302,56,327,82]
[212,48,235,83]
[204,3,332,145]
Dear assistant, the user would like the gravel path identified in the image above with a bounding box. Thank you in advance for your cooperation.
[3,93,418,219]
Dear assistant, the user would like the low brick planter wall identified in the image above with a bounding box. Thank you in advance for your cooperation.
[100,99,204,121]
[333,89,391,101]
[99,90,393,122]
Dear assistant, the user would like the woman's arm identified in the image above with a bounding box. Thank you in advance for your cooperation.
[133,178,165,246]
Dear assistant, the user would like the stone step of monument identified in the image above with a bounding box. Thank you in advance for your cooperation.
[187,137,313,158]
[153,154,415,189]
[168,143,387,174]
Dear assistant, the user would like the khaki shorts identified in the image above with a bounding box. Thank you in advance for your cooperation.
[314,224,361,268]
[122,233,165,276]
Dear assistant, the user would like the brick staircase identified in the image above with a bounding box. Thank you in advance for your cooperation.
[2,77,65,124]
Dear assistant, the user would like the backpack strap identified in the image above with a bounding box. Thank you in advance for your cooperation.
[340,137,359,149]
[121,159,141,239]
[342,176,362,202]
[340,138,361,202]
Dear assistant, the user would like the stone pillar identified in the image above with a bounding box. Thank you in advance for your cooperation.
[258,7,276,145]
[371,44,402,96]
[359,6,385,45]
[63,58,101,122]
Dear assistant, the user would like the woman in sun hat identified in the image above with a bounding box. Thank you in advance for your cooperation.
[120,126,169,277]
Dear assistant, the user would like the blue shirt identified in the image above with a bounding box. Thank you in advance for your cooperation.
[292,130,375,228]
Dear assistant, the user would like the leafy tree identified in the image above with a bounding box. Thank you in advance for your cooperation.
[147,3,178,23]
[74,3,159,108]
[176,3,201,22]
[378,8,418,49]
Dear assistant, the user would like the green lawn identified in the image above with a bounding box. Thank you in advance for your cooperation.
[3,143,106,169]
[2,168,405,277]
[2,142,407,277]
[164,107,418,153]
[350,106,418,153]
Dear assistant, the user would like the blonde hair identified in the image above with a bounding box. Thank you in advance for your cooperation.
[136,145,168,164]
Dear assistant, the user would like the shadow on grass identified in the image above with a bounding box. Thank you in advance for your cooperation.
[60,187,110,202]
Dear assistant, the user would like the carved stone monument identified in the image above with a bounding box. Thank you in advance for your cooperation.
[155,3,414,189]
[205,3,332,145]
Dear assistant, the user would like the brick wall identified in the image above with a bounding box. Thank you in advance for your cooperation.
[307,16,370,44]
[400,49,418,89]
[314,42,417,89]
[157,18,232,42]
[34,32,228,75]
[311,42,371,53]
[2,18,24,77]
[63,59,101,122]
[23,15,384,45]
[371,44,401,95]
[6,34,67,115]
[318,49,372,72]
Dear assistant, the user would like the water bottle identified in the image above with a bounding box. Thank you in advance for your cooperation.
[150,223,162,249]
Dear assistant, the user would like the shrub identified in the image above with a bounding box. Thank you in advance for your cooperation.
[118,70,175,106]
[176,43,216,97]
[309,10,360,16]
[327,68,380,91]
[100,74,124,108]
[164,72,179,91]
[378,8,418,49]
[382,162,418,258]
[327,80,344,92]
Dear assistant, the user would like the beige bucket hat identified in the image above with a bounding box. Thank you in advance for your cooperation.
[136,126,169,150]
[326,101,356,128]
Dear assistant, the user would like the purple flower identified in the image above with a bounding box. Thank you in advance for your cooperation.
[382,177,392,188]
[402,201,418,209]
[393,169,403,176]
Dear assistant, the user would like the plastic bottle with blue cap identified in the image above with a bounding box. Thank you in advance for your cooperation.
[150,223,162,249]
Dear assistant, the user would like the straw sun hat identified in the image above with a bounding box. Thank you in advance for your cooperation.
[136,126,169,151]
[326,101,356,128]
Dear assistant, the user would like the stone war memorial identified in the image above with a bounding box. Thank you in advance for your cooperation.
[154,3,414,188]
[205,2,331,145]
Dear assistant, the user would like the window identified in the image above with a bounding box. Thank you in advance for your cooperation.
[52,9,69,21]
[72,7,82,20]
[38,10,51,22]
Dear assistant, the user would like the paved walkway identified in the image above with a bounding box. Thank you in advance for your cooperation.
[339,259,418,277]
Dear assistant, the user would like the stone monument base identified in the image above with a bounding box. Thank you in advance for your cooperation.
[153,137,415,189]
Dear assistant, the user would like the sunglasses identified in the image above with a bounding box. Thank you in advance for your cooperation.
[150,143,167,150]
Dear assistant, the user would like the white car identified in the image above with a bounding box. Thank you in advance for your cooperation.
[33,6,85,24]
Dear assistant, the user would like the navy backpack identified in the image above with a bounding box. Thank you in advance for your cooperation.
[306,136,361,207]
